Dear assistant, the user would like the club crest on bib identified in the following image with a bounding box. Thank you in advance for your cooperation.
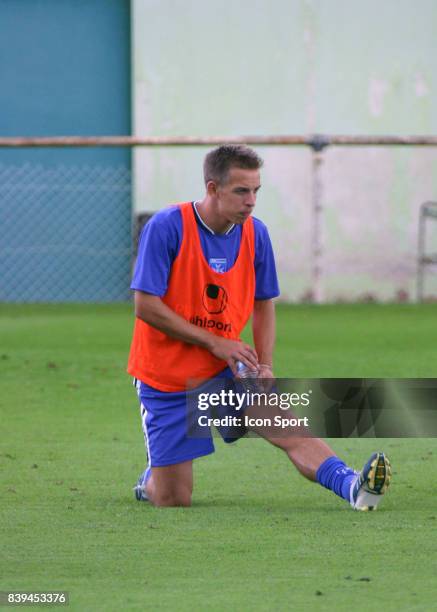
[209,258,227,273]
[202,283,228,314]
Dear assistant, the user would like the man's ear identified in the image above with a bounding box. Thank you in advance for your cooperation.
[206,180,219,197]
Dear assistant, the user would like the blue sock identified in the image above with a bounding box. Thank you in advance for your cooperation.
[316,456,357,502]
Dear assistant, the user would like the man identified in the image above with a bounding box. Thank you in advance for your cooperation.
[127,144,391,510]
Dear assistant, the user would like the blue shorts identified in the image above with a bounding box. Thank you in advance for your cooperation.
[134,368,248,467]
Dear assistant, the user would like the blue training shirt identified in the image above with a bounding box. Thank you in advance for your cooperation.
[131,203,280,300]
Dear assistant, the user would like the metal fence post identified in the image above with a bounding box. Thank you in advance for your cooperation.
[417,205,426,302]
[417,202,437,302]
[309,136,329,303]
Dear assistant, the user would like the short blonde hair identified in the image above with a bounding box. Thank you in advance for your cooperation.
[203,144,263,186]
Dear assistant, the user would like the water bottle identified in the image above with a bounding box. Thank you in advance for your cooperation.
[236,360,259,379]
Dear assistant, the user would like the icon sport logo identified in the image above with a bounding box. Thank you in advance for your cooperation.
[202,283,228,314]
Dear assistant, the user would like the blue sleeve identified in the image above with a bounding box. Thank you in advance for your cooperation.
[253,218,280,300]
[130,206,182,297]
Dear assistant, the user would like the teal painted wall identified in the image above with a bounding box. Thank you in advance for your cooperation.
[133,0,437,301]
[0,0,131,302]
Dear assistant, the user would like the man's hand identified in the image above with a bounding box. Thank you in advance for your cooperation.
[207,335,258,374]
[258,363,274,378]
[256,363,275,392]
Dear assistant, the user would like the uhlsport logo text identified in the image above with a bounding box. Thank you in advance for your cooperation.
[189,315,232,332]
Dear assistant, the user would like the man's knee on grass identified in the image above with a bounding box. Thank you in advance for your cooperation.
[151,485,192,507]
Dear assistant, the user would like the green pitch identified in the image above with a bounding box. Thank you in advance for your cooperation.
[1,303,437,611]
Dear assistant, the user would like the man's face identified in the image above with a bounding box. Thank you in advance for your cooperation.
[214,167,261,225]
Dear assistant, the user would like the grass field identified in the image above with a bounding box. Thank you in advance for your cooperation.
[1,303,437,611]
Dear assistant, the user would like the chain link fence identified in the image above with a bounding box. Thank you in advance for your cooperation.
[0,163,132,302]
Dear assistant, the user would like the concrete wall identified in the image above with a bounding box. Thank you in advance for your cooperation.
[132,0,437,301]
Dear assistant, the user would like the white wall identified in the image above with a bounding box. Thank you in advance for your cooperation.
[132,0,437,301]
